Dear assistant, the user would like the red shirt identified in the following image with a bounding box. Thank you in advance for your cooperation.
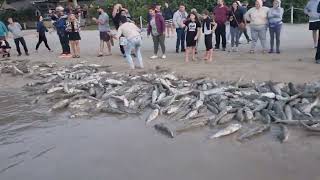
[213,5,229,25]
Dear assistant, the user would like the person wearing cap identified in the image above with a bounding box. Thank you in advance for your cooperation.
[213,0,229,51]
[267,0,283,54]
[51,6,72,58]
[245,0,269,54]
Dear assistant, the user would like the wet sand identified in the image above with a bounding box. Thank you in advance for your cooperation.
[0,24,320,180]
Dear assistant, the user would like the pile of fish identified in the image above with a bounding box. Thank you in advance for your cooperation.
[3,59,320,142]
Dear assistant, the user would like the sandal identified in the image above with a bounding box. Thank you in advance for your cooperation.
[72,55,77,58]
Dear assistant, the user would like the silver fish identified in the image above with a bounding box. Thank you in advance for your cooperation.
[261,92,276,99]
[156,92,166,102]
[51,99,70,111]
[217,113,235,125]
[184,109,198,120]
[244,108,254,121]
[209,123,242,139]
[47,87,64,94]
[300,94,320,116]
[237,125,270,142]
[284,105,293,120]
[146,108,160,124]
[151,89,158,104]
[105,79,123,85]
[154,123,175,138]
[277,124,289,143]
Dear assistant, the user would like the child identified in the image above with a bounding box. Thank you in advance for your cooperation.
[202,10,217,62]
[36,16,52,52]
[0,39,11,58]
[183,12,201,62]
[66,14,81,58]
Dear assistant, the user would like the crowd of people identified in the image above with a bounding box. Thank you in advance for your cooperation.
[0,0,319,69]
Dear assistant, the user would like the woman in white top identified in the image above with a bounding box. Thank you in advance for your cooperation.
[245,0,269,53]
[116,16,143,69]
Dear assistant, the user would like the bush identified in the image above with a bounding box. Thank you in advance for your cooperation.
[0,8,37,25]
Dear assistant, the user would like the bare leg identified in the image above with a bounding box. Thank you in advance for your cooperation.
[313,30,318,47]
[208,49,213,62]
[75,40,80,56]
[185,47,190,62]
[192,47,196,61]
[99,40,104,55]
[106,41,112,55]
[203,51,208,60]
[70,41,76,56]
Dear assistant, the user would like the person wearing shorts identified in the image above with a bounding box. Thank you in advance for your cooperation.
[183,12,201,62]
[202,10,217,62]
[93,7,112,57]
[304,0,320,48]
[163,2,174,37]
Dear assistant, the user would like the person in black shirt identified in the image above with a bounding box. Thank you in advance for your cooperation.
[202,10,217,62]
[112,4,129,56]
[35,16,52,52]
[183,12,201,62]
[163,2,174,37]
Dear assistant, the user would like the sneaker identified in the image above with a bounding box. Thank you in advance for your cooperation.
[176,49,179,53]
[214,47,219,50]
[25,52,29,56]
[18,53,22,57]
[181,49,186,52]
[268,50,274,54]
[222,48,226,51]
[150,55,158,59]
[161,55,166,59]
[276,50,281,54]
[316,60,320,64]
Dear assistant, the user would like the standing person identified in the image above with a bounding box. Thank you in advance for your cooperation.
[66,14,81,58]
[213,0,229,51]
[147,7,166,59]
[163,2,174,37]
[112,4,128,57]
[245,0,269,53]
[0,20,8,40]
[229,1,245,52]
[7,18,29,56]
[202,10,217,62]
[173,4,188,53]
[237,1,251,43]
[92,7,112,57]
[51,6,71,58]
[304,0,320,48]
[191,8,202,54]
[35,16,52,52]
[267,0,284,54]
[116,16,143,69]
[184,12,201,62]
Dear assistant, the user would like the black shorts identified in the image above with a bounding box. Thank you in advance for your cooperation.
[309,21,320,30]
[204,34,213,51]
[68,32,81,41]
[186,36,197,47]
[100,31,110,42]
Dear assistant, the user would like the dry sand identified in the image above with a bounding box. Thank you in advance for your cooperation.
[2,23,318,85]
